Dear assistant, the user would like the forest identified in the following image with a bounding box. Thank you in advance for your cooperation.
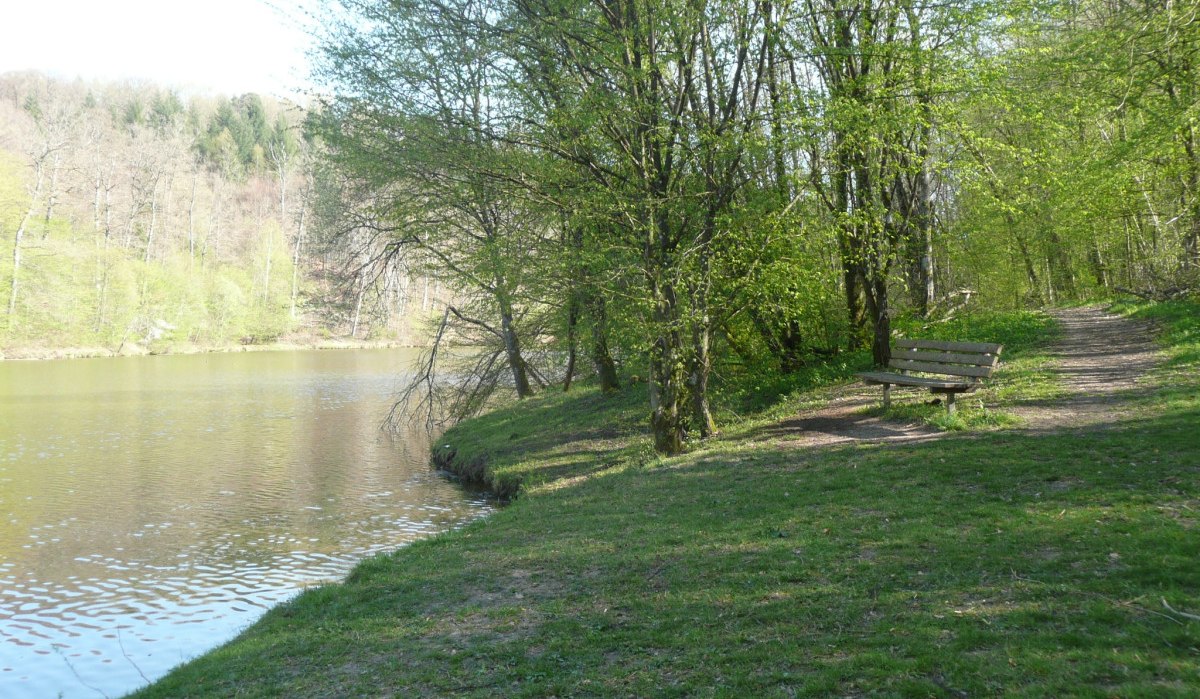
[306,0,1199,453]
[0,72,443,356]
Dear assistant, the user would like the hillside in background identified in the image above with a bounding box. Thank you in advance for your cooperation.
[0,72,445,357]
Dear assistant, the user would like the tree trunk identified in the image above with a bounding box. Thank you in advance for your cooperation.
[1090,234,1109,289]
[687,201,719,440]
[1045,258,1056,305]
[204,182,222,270]
[872,314,891,367]
[92,172,103,236]
[853,157,892,366]
[95,178,114,332]
[563,294,579,392]
[751,308,808,372]
[188,169,198,265]
[496,292,534,398]
[766,5,789,199]
[648,276,686,454]
[865,278,891,367]
[1013,226,1043,304]
[7,160,45,321]
[923,240,934,315]
[8,208,31,320]
[263,225,273,302]
[835,154,866,347]
[1183,126,1200,270]
[350,273,366,338]
[1047,229,1076,299]
[42,150,61,232]
[291,177,311,319]
[589,293,620,393]
[689,321,716,439]
[1123,218,1136,287]
[144,178,159,264]
[909,6,935,317]
[908,165,935,316]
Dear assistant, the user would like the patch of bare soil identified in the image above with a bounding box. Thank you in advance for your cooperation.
[768,305,1160,448]
[768,390,945,448]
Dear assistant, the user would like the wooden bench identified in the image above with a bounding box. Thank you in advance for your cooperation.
[858,339,1003,416]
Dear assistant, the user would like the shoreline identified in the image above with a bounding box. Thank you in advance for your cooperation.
[0,337,421,361]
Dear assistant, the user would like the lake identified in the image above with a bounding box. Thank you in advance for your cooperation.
[0,349,493,698]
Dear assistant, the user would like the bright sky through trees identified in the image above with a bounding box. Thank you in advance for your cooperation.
[0,0,316,98]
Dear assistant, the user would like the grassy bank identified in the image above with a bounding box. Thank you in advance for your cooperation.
[132,305,1200,697]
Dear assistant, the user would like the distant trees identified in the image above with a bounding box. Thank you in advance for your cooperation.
[0,74,340,349]
[798,0,983,363]
[953,0,1200,303]
[6,95,70,321]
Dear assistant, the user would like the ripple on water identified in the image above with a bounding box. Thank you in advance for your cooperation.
[0,349,494,699]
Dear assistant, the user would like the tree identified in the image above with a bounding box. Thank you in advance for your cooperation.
[6,91,72,322]
[796,0,982,364]
[506,0,775,451]
[314,0,549,405]
[953,0,1200,302]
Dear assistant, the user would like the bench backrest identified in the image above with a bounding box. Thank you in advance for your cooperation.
[890,338,1003,382]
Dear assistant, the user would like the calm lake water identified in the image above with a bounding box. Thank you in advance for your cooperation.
[0,349,492,698]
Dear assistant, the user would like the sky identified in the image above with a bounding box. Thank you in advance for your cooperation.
[0,0,318,99]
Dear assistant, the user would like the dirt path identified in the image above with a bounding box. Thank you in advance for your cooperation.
[1007,305,1160,429]
[766,305,1160,448]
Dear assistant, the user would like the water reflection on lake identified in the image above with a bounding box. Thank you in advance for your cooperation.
[0,349,492,698]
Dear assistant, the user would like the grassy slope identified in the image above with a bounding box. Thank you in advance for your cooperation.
[132,304,1200,698]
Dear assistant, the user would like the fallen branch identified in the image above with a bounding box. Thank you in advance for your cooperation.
[922,289,975,329]
[1162,598,1200,622]
[387,306,451,433]
[1114,285,1197,302]
[1010,570,1184,626]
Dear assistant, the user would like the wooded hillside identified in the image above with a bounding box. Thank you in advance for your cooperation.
[0,73,446,355]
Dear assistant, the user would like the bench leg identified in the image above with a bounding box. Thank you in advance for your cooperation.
[945,392,956,417]
[883,384,891,409]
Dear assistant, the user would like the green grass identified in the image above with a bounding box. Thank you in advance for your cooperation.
[428,381,650,498]
[1111,297,1200,409]
[131,305,1200,698]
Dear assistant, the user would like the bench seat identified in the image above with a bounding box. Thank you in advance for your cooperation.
[858,371,982,392]
[857,338,1003,415]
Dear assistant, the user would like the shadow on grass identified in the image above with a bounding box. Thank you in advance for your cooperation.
[755,409,945,444]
